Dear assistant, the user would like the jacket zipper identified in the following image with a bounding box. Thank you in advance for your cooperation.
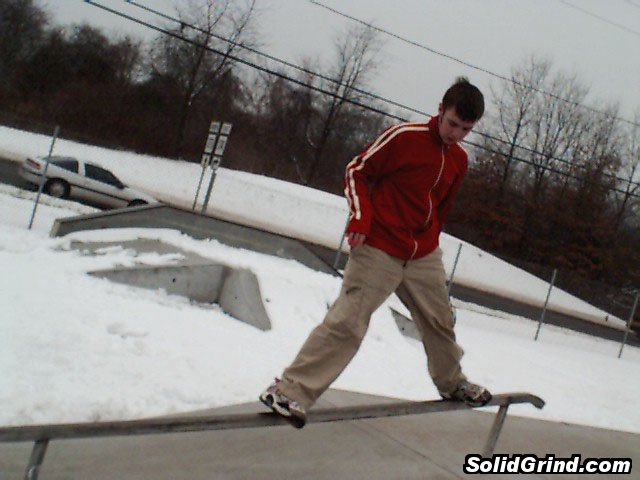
[424,146,447,228]
[408,237,419,261]
[409,146,446,262]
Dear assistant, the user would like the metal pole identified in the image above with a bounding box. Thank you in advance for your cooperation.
[24,439,48,480]
[200,162,219,215]
[482,404,509,457]
[447,242,463,297]
[332,214,351,270]
[192,161,209,211]
[28,126,60,230]
[535,268,557,341]
[618,292,639,359]
[200,122,231,215]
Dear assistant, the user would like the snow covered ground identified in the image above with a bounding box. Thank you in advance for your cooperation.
[1,128,638,435]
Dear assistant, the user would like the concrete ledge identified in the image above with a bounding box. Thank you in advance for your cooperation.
[51,204,339,275]
[90,264,271,331]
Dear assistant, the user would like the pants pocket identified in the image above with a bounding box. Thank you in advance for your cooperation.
[326,283,367,339]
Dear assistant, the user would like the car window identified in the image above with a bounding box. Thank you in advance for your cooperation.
[85,164,122,187]
[52,159,79,173]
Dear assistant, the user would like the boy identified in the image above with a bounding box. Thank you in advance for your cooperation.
[261,77,491,427]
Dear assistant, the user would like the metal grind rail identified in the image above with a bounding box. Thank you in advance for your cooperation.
[1,392,544,479]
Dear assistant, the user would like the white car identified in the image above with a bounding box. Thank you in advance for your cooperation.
[20,156,157,209]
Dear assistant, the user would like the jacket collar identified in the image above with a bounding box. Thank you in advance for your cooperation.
[427,115,447,147]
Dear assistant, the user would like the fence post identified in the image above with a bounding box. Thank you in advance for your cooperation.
[535,268,557,341]
[447,242,463,297]
[28,126,60,230]
[618,292,639,359]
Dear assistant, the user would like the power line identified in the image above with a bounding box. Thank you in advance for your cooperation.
[624,0,640,10]
[123,0,640,191]
[84,2,401,119]
[307,0,640,129]
[90,0,640,197]
[558,0,640,37]
[84,1,640,200]
[124,0,423,118]
[463,137,640,200]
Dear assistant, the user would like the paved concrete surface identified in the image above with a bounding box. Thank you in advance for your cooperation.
[1,390,637,479]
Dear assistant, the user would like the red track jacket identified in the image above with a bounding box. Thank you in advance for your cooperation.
[344,115,468,261]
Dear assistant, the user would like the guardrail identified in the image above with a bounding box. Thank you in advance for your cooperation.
[0,392,545,479]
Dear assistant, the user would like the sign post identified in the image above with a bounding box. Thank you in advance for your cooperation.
[192,120,232,214]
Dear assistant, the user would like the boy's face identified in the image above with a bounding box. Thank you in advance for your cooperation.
[437,104,477,145]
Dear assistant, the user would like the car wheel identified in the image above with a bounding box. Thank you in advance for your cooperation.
[128,199,148,207]
[44,179,70,199]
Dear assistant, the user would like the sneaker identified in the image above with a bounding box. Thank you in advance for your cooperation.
[441,380,492,407]
[259,378,307,428]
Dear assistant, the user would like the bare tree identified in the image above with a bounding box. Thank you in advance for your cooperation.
[303,24,383,186]
[523,71,589,204]
[483,55,550,196]
[614,111,640,230]
[253,70,317,180]
[148,0,260,157]
[0,0,48,98]
[571,103,621,200]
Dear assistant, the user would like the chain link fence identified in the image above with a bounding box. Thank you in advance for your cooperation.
[490,251,639,334]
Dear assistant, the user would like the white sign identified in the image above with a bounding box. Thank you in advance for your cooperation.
[205,133,217,153]
[221,122,233,135]
[214,136,228,156]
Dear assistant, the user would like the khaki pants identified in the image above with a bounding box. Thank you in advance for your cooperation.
[279,245,466,409]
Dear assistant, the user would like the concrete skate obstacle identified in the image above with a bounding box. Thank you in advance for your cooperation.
[90,262,271,331]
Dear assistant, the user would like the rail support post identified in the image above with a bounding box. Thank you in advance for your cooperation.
[482,403,509,457]
[25,439,49,480]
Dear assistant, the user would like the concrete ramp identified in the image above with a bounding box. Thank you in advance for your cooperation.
[90,264,271,331]
[219,269,271,332]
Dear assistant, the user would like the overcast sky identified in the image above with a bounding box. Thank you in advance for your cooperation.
[49,0,640,125]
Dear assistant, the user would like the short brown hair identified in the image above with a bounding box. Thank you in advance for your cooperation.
[442,77,484,121]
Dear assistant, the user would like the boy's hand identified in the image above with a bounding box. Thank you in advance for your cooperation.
[346,232,366,248]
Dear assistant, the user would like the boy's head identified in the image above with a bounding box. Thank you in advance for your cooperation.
[437,77,484,145]
[441,76,485,122]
